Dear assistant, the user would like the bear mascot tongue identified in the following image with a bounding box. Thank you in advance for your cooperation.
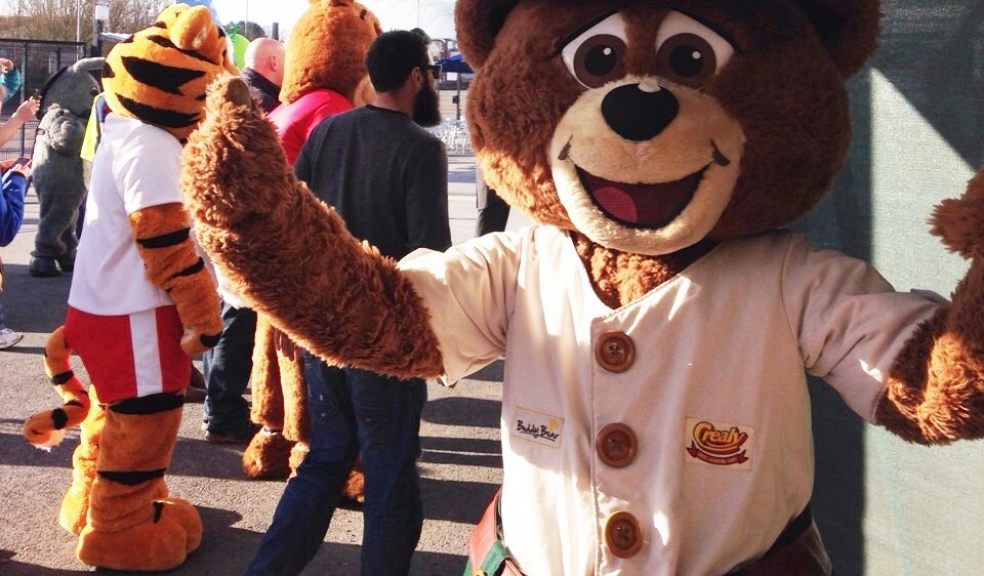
[182,1,984,574]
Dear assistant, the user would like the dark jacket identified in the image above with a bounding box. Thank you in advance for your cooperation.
[240,67,281,114]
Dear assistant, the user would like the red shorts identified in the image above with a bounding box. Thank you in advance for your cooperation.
[63,305,190,404]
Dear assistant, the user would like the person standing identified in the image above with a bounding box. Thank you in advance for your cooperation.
[240,38,285,114]
[474,165,511,236]
[200,37,286,443]
[243,30,450,576]
[0,158,31,349]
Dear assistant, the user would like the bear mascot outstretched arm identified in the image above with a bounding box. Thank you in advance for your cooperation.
[183,1,984,574]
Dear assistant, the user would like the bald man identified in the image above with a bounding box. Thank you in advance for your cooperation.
[241,38,285,113]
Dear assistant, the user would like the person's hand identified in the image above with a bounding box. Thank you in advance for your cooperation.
[11,97,39,124]
[9,158,31,179]
[0,58,13,73]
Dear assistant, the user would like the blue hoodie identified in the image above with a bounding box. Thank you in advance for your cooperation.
[0,170,27,246]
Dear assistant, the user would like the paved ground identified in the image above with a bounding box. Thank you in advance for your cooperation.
[0,93,535,575]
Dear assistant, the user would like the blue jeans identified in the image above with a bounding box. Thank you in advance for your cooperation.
[243,351,427,576]
[202,300,256,435]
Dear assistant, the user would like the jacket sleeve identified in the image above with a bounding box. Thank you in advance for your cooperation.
[0,171,26,246]
[0,67,22,103]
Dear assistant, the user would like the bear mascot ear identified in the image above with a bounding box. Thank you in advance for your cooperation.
[454,0,519,69]
[795,0,881,77]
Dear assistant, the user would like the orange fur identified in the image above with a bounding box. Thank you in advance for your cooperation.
[23,328,91,448]
[129,203,222,356]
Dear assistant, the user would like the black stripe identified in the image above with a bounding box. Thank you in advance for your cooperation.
[172,258,205,278]
[115,94,198,129]
[200,333,221,348]
[98,469,166,486]
[137,228,190,249]
[51,370,74,385]
[51,408,68,430]
[145,34,220,66]
[153,501,164,522]
[120,55,206,95]
[120,34,135,44]
[102,61,115,79]
[109,392,184,415]
[217,27,226,38]
[151,20,167,29]
[66,400,85,408]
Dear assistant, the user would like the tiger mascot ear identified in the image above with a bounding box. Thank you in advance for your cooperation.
[102,3,236,140]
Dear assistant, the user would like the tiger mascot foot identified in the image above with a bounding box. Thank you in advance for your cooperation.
[77,498,200,571]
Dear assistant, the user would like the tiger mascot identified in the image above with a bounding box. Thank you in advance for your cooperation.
[21,4,231,571]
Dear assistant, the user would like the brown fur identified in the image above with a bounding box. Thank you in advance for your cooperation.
[182,76,444,378]
[876,169,984,443]
[246,0,380,488]
[572,232,717,308]
[280,0,381,105]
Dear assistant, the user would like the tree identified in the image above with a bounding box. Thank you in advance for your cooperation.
[226,20,266,41]
[0,0,170,42]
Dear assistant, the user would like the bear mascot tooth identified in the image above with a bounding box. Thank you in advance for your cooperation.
[22,4,232,571]
[183,1,984,574]
[238,0,380,507]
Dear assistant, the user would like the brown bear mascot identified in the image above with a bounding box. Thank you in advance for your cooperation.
[243,0,380,503]
[182,1,984,574]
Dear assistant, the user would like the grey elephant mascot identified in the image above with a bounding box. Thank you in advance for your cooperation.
[29,57,103,277]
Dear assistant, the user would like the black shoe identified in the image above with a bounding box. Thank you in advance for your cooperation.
[29,257,61,277]
[57,253,76,273]
[204,422,261,445]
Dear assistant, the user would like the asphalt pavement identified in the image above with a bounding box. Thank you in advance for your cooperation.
[0,98,535,575]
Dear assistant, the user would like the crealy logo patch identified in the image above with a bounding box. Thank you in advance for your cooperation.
[513,407,564,448]
[685,418,754,470]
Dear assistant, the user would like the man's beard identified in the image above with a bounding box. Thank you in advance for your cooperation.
[412,82,442,128]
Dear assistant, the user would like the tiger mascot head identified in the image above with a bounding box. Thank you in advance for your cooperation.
[103,3,237,140]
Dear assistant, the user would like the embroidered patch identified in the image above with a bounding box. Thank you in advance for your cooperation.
[513,407,564,448]
[685,418,754,470]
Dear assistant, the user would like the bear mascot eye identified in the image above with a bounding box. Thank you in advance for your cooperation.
[561,12,629,89]
[655,11,735,88]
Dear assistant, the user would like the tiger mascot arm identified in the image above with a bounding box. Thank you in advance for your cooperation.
[129,203,222,356]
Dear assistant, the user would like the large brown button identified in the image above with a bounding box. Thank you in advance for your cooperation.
[596,423,638,468]
[595,332,635,373]
[604,511,644,558]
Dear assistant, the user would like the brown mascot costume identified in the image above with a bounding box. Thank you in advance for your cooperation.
[183,1,984,574]
[243,0,380,503]
[22,4,231,571]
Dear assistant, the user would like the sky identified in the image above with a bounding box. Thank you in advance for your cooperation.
[210,0,458,41]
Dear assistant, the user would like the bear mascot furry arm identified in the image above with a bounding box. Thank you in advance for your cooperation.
[182,1,984,574]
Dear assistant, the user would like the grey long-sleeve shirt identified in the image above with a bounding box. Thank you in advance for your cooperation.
[295,105,451,260]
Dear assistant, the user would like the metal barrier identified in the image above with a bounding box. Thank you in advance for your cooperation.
[0,38,87,159]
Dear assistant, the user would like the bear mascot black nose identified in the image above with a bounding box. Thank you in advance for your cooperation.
[601,83,679,142]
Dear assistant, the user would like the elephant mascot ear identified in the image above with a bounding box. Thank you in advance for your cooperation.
[453,0,518,70]
[795,0,881,78]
